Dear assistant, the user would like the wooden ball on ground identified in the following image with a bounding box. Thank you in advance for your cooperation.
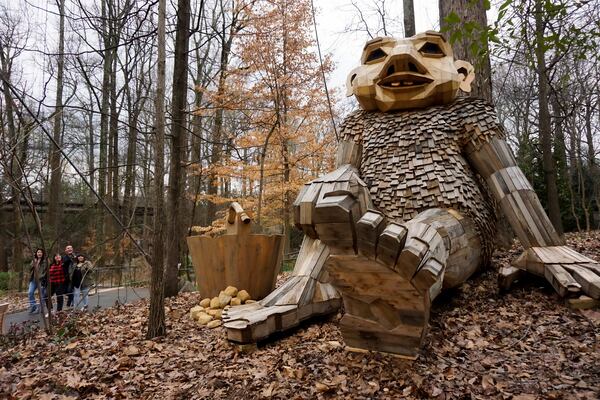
[197,313,213,325]
[200,298,211,308]
[224,286,238,297]
[207,320,222,329]
[210,297,220,309]
[237,290,251,303]
[218,293,232,308]
[190,306,204,319]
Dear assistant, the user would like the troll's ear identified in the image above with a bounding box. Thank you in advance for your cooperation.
[346,67,361,97]
[455,60,475,93]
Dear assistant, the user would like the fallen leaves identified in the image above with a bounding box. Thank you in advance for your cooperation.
[0,232,599,399]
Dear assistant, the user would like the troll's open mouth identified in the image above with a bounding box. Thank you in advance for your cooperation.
[378,73,433,89]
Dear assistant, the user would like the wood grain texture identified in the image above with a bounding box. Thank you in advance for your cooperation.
[326,254,429,358]
[0,303,7,333]
[339,96,499,263]
[347,32,471,113]
[187,203,283,300]
[222,237,341,343]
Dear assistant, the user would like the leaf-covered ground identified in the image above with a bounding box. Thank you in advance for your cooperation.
[0,292,30,314]
[1,232,599,399]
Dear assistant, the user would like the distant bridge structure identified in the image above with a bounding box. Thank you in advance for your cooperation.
[0,199,154,216]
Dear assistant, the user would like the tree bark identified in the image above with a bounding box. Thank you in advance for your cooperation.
[48,0,65,250]
[147,0,167,339]
[534,0,563,234]
[439,0,493,102]
[164,0,191,298]
[98,0,112,257]
[0,37,24,288]
[207,1,238,224]
[403,0,415,37]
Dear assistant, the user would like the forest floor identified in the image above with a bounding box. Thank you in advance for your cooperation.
[0,292,29,314]
[1,232,599,399]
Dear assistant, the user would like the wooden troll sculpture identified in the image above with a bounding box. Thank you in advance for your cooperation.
[223,31,600,358]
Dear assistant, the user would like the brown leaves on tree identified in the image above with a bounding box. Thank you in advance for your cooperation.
[1,232,599,398]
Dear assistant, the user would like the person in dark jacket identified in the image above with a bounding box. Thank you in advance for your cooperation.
[71,254,94,310]
[62,245,76,307]
[27,248,48,314]
[48,254,67,312]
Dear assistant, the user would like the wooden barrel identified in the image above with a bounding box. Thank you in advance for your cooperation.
[187,233,283,300]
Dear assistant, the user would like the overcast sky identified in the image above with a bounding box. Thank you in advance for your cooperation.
[4,0,495,111]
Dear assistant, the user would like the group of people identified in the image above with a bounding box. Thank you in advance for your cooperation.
[27,245,94,315]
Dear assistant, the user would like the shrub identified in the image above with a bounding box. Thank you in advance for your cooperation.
[0,272,13,291]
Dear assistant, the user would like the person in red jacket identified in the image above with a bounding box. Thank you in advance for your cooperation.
[48,254,67,312]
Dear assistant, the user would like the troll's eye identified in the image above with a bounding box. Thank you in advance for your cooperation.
[419,42,445,57]
[365,48,387,63]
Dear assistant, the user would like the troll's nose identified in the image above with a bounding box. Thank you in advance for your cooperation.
[380,52,427,78]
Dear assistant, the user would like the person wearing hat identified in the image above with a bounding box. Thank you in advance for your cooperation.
[70,254,94,310]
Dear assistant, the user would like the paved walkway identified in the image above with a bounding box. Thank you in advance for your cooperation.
[2,286,149,334]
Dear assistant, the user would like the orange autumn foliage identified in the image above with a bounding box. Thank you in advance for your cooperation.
[193,0,338,233]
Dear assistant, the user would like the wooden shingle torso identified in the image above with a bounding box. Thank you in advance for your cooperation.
[340,97,502,259]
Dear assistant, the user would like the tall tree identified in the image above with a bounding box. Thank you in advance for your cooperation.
[164,0,192,297]
[206,0,245,224]
[147,0,167,339]
[225,0,337,249]
[48,0,66,249]
[0,6,27,287]
[439,0,493,102]
[534,0,563,233]
[403,0,415,37]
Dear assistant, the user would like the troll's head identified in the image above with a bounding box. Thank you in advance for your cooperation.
[346,31,475,112]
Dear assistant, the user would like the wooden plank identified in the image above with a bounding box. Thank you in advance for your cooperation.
[356,210,386,258]
[396,237,428,280]
[412,257,444,299]
[580,263,600,275]
[298,182,322,226]
[566,295,600,310]
[0,303,7,333]
[499,196,532,248]
[335,140,363,169]
[294,237,322,276]
[314,222,356,252]
[544,264,581,297]
[498,265,524,292]
[314,193,356,224]
[376,223,407,268]
[521,191,564,245]
[561,264,600,299]
[510,191,546,246]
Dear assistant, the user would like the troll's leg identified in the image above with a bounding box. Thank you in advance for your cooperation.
[326,208,482,358]
[222,236,341,343]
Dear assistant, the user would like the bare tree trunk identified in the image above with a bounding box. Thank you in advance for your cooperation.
[256,121,278,224]
[584,98,600,228]
[147,0,167,339]
[164,0,191,297]
[535,0,563,234]
[0,40,23,289]
[142,134,151,251]
[439,0,492,102]
[207,1,238,224]
[123,79,138,223]
[48,0,65,250]
[403,0,415,37]
[98,0,112,258]
[190,54,203,227]
[87,87,95,192]
[109,49,120,213]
